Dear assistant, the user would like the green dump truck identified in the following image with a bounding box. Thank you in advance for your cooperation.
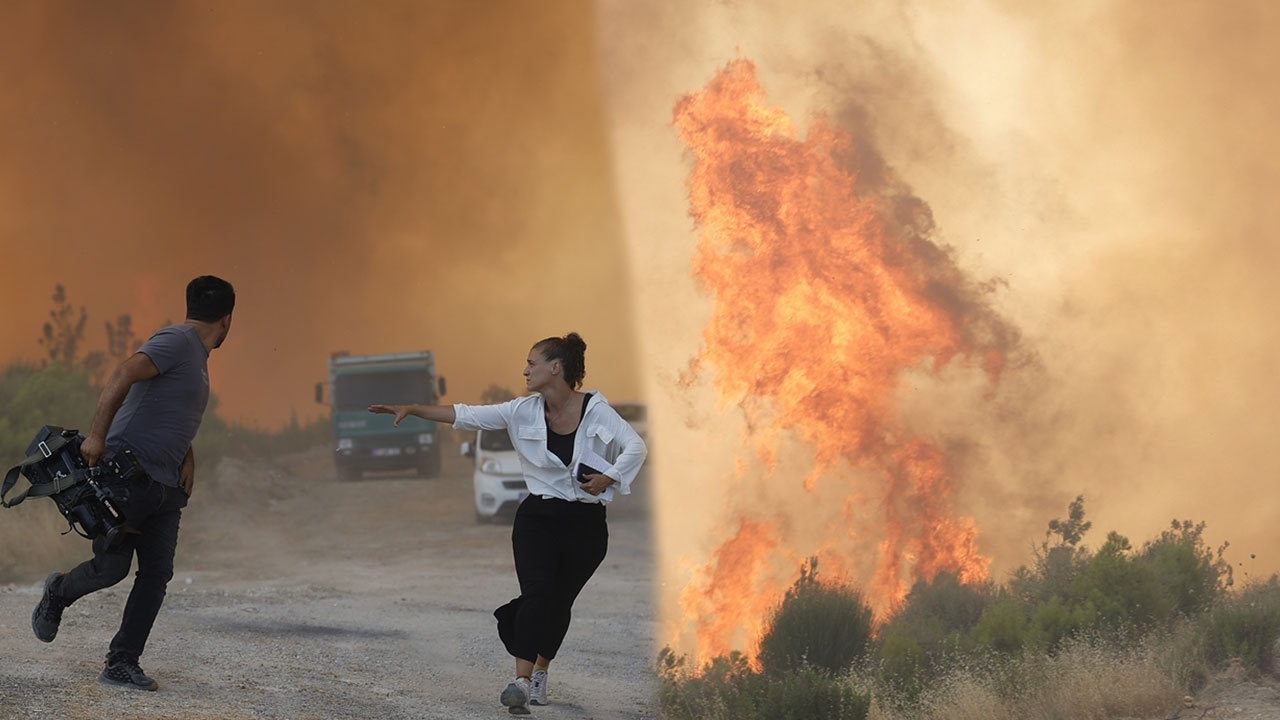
[316,350,447,481]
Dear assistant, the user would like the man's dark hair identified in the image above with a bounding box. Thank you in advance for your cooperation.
[186,276,235,322]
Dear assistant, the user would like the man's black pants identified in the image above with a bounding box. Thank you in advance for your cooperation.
[505,495,608,663]
[55,475,187,663]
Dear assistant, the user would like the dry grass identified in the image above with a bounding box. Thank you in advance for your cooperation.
[1015,640,1181,720]
[868,637,1183,720]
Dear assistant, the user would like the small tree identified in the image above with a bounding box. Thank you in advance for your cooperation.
[1012,495,1094,604]
[84,313,140,384]
[39,284,88,367]
[1047,494,1091,547]
[480,383,517,404]
[104,313,138,361]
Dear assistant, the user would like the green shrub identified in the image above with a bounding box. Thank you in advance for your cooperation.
[1139,520,1232,618]
[1196,577,1280,673]
[758,557,874,677]
[872,572,993,697]
[974,594,1029,655]
[1072,531,1169,632]
[657,647,870,720]
[895,572,993,636]
[757,665,871,720]
[1028,595,1094,651]
[875,622,929,702]
[0,363,98,464]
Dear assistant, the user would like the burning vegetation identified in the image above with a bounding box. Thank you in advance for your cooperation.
[671,59,1019,662]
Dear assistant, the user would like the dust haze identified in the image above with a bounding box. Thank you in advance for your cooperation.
[4,0,1278,663]
[0,1,640,426]
[594,0,1280,655]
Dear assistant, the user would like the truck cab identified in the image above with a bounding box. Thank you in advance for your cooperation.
[317,351,446,481]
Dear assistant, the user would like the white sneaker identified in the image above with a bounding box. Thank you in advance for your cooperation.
[500,677,532,715]
[530,669,548,706]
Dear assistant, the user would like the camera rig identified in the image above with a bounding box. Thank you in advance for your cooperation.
[2,426,130,544]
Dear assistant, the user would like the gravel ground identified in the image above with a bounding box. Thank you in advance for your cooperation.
[0,447,658,720]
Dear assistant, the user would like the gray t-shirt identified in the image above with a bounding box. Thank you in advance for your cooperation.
[105,324,211,487]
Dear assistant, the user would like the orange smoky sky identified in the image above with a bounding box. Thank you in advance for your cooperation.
[0,0,640,428]
[593,0,1280,659]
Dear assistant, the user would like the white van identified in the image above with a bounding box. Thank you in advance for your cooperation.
[460,429,527,522]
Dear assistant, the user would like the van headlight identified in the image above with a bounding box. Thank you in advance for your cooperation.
[337,438,354,450]
[481,459,502,474]
[418,433,433,445]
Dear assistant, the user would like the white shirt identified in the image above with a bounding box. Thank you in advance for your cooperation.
[452,391,647,503]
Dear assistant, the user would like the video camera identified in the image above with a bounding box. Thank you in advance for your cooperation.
[2,426,131,545]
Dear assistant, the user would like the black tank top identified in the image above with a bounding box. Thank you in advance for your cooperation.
[546,393,592,466]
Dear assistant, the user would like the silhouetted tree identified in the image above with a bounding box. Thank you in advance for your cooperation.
[105,313,138,361]
[480,383,517,404]
[39,284,87,367]
[1047,495,1092,548]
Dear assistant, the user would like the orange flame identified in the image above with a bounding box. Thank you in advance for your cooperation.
[679,517,785,664]
[672,60,1013,663]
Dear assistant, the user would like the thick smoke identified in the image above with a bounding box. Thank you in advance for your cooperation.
[0,1,641,426]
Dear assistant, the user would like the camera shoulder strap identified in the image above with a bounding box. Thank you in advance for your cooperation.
[1,433,82,509]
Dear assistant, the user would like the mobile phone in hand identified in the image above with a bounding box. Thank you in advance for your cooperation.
[577,463,604,484]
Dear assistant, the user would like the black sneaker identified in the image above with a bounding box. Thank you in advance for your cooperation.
[31,572,66,643]
[99,659,159,691]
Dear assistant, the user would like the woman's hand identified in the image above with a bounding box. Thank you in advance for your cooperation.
[579,472,616,496]
[368,404,414,426]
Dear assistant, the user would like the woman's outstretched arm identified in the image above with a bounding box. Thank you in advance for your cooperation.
[368,404,457,426]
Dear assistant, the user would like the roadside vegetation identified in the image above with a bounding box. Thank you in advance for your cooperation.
[659,496,1280,720]
[0,285,328,582]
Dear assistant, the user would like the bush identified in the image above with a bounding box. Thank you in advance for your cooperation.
[1139,520,1232,618]
[0,363,98,464]
[973,594,1029,655]
[895,572,993,636]
[758,557,874,677]
[1072,531,1169,632]
[657,647,870,720]
[1027,595,1094,651]
[1196,577,1280,673]
[875,622,930,702]
[872,572,993,698]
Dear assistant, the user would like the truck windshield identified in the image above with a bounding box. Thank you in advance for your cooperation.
[334,371,432,411]
[479,430,515,452]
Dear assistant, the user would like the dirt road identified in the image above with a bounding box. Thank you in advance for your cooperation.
[0,447,658,720]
